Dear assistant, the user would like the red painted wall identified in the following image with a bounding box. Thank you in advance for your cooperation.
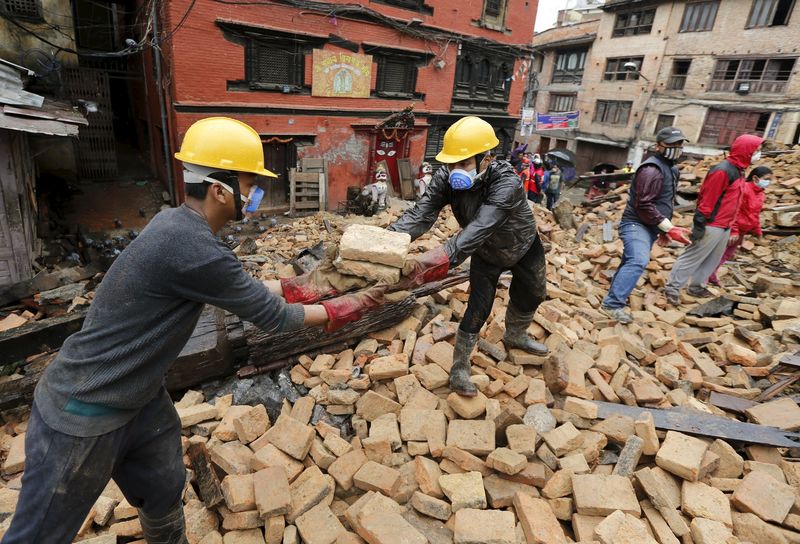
[145,0,538,207]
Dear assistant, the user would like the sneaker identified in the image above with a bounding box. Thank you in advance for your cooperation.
[664,289,680,306]
[687,286,714,298]
[600,305,633,324]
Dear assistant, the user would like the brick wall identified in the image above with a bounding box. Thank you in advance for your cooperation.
[150,0,538,206]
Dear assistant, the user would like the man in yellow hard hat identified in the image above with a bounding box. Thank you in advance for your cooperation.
[388,116,548,397]
[2,117,384,544]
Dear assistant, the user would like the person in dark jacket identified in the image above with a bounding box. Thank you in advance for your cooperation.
[664,134,764,304]
[388,116,548,397]
[600,127,692,324]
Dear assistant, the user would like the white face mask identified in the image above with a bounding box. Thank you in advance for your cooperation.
[662,146,683,161]
[751,150,762,163]
[755,178,770,189]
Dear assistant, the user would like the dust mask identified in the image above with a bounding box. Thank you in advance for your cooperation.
[449,168,478,190]
[751,150,762,163]
[662,147,682,161]
[244,186,264,214]
[755,178,770,189]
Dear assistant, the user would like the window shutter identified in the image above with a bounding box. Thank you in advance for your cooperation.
[381,58,413,94]
[2,0,41,19]
[485,0,502,17]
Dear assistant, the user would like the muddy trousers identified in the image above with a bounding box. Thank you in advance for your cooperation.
[2,389,186,544]
[460,235,547,334]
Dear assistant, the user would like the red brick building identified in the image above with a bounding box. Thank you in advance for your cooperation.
[139,0,538,210]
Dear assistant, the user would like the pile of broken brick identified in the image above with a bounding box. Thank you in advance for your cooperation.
[0,157,798,544]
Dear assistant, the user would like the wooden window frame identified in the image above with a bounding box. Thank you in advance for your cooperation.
[246,40,306,92]
[746,0,796,28]
[680,1,719,32]
[612,8,656,37]
[709,56,796,94]
[372,0,433,14]
[668,59,692,90]
[551,48,587,84]
[451,46,514,112]
[654,114,676,135]
[1,0,43,21]
[549,93,577,113]
[594,100,633,125]
[367,47,430,99]
[700,109,771,145]
[604,57,644,81]
[481,0,508,30]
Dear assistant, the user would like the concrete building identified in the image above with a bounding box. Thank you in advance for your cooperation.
[143,0,539,211]
[531,0,800,173]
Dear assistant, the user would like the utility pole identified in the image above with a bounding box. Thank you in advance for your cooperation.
[152,0,175,206]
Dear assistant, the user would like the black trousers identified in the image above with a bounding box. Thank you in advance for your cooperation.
[460,234,547,334]
[2,389,185,544]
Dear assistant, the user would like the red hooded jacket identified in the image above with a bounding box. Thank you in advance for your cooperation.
[696,135,763,229]
[732,181,766,237]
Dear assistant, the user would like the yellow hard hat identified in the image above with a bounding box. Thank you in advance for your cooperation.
[174,117,278,177]
[435,116,500,163]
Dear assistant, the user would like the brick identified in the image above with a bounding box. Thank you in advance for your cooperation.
[335,257,401,284]
[558,453,589,474]
[412,364,450,390]
[178,403,219,428]
[1,433,25,475]
[250,443,304,481]
[690,517,733,544]
[447,391,487,419]
[353,461,401,495]
[211,441,255,475]
[633,412,659,456]
[290,397,315,424]
[594,511,656,544]
[415,455,444,498]
[339,224,411,268]
[369,413,402,451]
[222,510,263,531]
[439,471,487,511]
[114,498,137,520]
[357,510,427,544]
[287,465,334,524]
[282,525,299,544]
[453,508,516,544]
[745,397,800,431]
[708,441,743,479]
[233,405,270,444]
[591,414,635,446]
[571,514,605,542]
[296,503,346,544]
[635,468,690,537]
[572,474,640,517]
[563,397,598,420]
[265,516,284,544]
[400,409,446,445]
[410,491,451,521]
[324,432,354,457]
[442,446,490,475]
[482,473,538,508]
[542,469,573,499]
[263,414,314,461]
[221,474,256,513]
[310,354,336,375]
[655,431,709,482]
[345,491,402,536]
[506,424,538,458]
[356,391,401,422]
[641,501,679,544]
[724,342,759,367]
[541,422,583,456]
[612,435,644,478]
[486,447,527,475]
[221,529,264,543]
[368,354,409,381]
[425,342,455,372]
[681,480,732,527]
[254,466,290,518]
[513,492,567,544]
[731,471,795,524]
[523,378,548,406]
[93,495,119,526]
[327,449,367,491]
[446,419,495,456]
[503,374,531,398]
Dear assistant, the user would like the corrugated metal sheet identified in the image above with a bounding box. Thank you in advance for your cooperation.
[0,110,79,136]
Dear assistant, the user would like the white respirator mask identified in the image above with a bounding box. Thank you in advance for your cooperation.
[751,150,762,163]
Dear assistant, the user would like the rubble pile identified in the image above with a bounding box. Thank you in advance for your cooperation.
[0,152,797,543]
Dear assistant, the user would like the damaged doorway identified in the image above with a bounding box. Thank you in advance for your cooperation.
[261,139,296,212]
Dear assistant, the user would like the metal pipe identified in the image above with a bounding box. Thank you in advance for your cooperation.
[152,1,175,205]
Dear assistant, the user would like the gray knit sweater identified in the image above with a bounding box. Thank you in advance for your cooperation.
[35,205,305,437]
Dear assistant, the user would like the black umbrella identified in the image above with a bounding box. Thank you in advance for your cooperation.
[546,148,577,167]
[592,162,619,174]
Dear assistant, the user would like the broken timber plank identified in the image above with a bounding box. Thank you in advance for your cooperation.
[592,400,800,448]
[0,310,87,366]
[708,391,757,415]
[188,442,224,507]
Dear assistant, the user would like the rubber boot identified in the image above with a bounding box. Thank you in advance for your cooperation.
[450,329,478,397]
[503,305,548,355]
[140,502,188,544]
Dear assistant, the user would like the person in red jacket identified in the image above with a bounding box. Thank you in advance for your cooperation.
[707,166,772,285]
[664,134,764,304]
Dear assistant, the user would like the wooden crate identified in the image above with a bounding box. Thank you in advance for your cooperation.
[290,158,328,213]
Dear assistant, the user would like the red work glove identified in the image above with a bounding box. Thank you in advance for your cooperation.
[321,285,387,332]
[401,246,451,288]
[728,232,743,247]
[280,271,338,304]
[665,226,691,245]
